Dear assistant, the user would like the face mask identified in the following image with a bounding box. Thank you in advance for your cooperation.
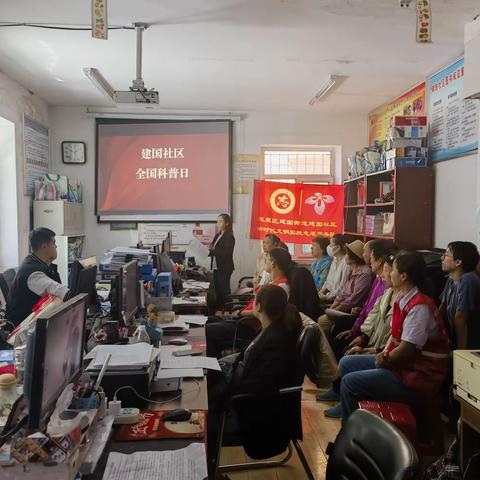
[326,245,335,256]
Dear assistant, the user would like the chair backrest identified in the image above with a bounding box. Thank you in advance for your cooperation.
[288,266,322,320]
[231,386,302,460]
[326,409,419,480]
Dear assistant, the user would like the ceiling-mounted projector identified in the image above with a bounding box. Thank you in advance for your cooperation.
[84,22,159,104]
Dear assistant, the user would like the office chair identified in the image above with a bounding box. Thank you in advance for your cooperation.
[326,409,419,480]
[214,327,318,480]
[0,268,17,301]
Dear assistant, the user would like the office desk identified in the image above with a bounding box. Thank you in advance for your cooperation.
[88,327,209,479]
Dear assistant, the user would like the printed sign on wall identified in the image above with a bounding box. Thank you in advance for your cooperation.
[428,57,479,162]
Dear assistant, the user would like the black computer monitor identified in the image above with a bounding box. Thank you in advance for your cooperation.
[121,260,138,324]
[24,294,88,430]
[162,232,172,255]
[70,257,98,310]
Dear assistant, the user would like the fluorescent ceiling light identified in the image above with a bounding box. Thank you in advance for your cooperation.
[308,75,338,106]
[83,67,115,102]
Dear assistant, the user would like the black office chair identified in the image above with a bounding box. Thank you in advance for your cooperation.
[326,409,419,480]
[0,268,17,301]
[214,327,318,480]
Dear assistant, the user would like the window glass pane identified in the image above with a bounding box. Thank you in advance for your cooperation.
[264,150,331,176]
[302,244,312,254]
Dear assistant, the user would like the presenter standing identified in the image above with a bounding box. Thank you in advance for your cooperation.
[208,214,235,313]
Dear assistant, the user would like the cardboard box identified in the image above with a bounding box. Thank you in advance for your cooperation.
[391,116,427,127]
[386,138,424,150]
[388,126,427,139]
[385,147,428,160]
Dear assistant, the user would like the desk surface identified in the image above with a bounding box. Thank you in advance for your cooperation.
[88,326,209,479]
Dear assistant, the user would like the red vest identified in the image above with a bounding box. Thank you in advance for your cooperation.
[242,276,289,313]
[387,291,449,395]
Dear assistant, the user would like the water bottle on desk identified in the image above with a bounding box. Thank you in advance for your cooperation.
[131,325,151,344]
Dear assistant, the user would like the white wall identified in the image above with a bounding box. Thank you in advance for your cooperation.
[433,153,477,248]
[0,71,49,264]
[48,107,366,285]
[0,117,17,270]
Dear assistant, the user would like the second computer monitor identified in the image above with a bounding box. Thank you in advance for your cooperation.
[121,259,138,324]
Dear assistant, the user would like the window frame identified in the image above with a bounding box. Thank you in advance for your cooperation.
[260,145,336,260]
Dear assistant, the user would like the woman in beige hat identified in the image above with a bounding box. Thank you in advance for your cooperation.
[317,239,373,337]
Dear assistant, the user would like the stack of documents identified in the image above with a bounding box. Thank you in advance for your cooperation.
[177,315,208,326]
[159,319,189,333]
[100,246,151,271]
[102,443,207,480]
[85,343,156,371]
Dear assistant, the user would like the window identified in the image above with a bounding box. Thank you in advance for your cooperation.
[260,145,336,259]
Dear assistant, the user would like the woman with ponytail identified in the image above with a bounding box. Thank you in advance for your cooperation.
[206,248,293,358]
[207,285,302,471]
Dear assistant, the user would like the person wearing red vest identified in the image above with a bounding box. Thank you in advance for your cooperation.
[338,251,449,422]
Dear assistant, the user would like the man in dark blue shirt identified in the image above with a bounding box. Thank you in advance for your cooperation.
[440,241,480,349]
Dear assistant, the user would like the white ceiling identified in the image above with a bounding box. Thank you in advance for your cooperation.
[0,0,478,113]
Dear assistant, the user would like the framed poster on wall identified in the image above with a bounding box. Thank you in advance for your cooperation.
[427,57,479,162]
[368,82,426,146]
[23,115,49,195]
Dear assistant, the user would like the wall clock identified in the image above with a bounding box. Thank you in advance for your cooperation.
[62,141,86,164]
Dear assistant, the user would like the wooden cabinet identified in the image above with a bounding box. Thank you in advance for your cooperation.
[343,167,434,250]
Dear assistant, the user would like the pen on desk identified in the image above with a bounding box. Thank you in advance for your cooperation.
[94,353,112,392]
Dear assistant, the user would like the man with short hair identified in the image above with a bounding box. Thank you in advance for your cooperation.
[6,228,70,327]
[439,241,480,349]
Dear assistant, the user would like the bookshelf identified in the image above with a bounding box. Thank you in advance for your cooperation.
[343,167,433,250]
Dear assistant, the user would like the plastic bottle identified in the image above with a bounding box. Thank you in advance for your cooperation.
[132,325,151,344]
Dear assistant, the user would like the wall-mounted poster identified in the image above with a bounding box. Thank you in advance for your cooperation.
[428,57,479,162]
[368,82,426,146]
[23,115,49,195]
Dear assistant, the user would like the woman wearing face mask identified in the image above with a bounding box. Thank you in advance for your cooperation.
[310,236,332,291]
[209,213,235,313]
[318,234,350,306]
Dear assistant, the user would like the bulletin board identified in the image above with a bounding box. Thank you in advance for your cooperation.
[368,82,426,145]
[427,57,479,162]
[23,115,49,195]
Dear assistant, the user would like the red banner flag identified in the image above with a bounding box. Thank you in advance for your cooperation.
[250,180,344,244]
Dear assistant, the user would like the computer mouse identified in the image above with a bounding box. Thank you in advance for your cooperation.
[168,337,189,346]
[162,409,192,422]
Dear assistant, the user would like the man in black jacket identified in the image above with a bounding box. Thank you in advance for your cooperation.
[6,228,70,328]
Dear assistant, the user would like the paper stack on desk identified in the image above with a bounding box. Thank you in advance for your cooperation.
[102,443,207,480]
[160,355,221,372]
[178,315,208,326]
[85,343,155,371]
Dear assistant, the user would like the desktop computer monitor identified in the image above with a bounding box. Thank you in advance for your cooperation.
[70,257,98,311]
[24,294,88,430]
[162,232,172,255]
[120,260,138,324]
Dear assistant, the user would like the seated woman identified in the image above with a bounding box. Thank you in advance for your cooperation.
[338,252,449,423]
[310,236,332,291]
[318,234,350,307]
[330,240,396,360]
[207,284,302,471]
[254,233,281,287]
[317,240,372,336]
[317,254,400,416]
[206,248,292,358]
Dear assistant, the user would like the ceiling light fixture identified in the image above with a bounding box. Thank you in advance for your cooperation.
[308,75,338,106]
[83,67,115,102]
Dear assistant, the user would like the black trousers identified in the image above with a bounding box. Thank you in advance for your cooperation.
[205,316,258,358]
[209,270,232,313]
[329,314,356,361]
